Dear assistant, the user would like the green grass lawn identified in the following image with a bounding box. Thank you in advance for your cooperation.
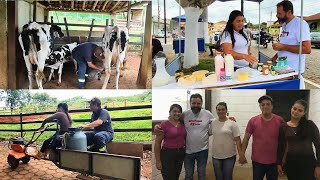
[0,108,151,142]
[181,58,215,75]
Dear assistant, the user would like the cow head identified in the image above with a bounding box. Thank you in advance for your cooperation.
[51,25,64,38]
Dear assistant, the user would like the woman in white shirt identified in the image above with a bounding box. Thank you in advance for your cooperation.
[211,102,244,180]
[220,10,258,70]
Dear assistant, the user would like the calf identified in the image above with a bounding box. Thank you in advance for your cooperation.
[102,26,129,89]
[45,42,78,85]
[18,22,64,89]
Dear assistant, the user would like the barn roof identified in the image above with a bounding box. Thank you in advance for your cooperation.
[34,0,149,14]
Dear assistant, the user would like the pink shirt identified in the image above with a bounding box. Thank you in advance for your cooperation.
[160,120,187,149]
[246,114,284,164]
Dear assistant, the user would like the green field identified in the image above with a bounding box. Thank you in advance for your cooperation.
[0,107,151,143]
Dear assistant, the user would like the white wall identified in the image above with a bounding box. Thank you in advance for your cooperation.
[208,90,266,166]
[309,90,320,129]
[152,89,205,121]
[18,1,45,33]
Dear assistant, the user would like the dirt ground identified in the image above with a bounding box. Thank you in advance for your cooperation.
[0,115,50,123]
[0,141,152,179]
[17,52,145,89]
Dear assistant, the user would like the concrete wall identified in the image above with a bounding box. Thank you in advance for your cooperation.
[309,90,320,128]
[0,1,8,88]
[209,90,266,163]
[17,1,45,33]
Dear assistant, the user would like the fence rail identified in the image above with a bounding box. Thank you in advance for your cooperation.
[0,105,152,137]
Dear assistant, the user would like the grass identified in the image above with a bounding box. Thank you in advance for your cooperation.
[0,108,151,143]
[181,58,215,75]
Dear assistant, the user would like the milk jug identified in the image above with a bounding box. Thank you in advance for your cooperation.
[215,51,224,80]
[224,52,234,80]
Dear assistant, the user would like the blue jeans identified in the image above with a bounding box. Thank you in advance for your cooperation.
[75,58,90,88]
[184,149,208,180]
[252,161,278,180]
[85,131,113,151]
[213,155,236,180]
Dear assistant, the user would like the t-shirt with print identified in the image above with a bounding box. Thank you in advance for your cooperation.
[183,109,214,154]
[91,108,114,135]
[220,30,250,68]
[246,114,284,164]
[211,118,240,159]
[160,120,187,149]
[278,17,310,73]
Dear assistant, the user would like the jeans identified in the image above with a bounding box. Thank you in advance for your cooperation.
[285,155,316,180]
[252,161,278,180]
[85,131,113,151]
[160,147,185,180]
[184,149,208,180]
[40,131,65,154]
[213,155,236,180]
[75,58,89,88]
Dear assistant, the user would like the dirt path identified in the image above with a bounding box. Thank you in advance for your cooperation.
[17,52,145,89]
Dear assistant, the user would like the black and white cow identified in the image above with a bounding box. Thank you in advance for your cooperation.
[45,42,78,85]
[18,22,64,89]
[102,26,129,89]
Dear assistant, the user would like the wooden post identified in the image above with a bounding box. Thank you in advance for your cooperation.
[205,90,212,111]
[44,9,49,23]
[20,113,23,137]
[88,19,95,42]
[7,1,17,89]
[33,1,37,22]
[126,1,131,30]
[64,17,71,43]
[50,16,55,48]
[136,2,152,88]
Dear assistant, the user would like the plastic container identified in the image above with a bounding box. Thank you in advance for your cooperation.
[220,68,226,82]
[214,51,224,80]
[224,51,234,80]
[65,127,87,151]
[152,57,171,87]
[257,63,263,72]
[237,72,249,81]
[262,65,269,75]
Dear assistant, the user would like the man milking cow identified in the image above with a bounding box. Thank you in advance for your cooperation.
[71,42,106,89]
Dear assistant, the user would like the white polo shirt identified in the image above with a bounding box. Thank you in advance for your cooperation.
[278,17,310,74]
[220,30,250,68]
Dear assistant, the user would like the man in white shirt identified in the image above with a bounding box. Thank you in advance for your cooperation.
[270,0,311,74]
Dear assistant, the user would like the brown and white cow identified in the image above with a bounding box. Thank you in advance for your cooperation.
[102,26,129,89]
[18,22,64,89]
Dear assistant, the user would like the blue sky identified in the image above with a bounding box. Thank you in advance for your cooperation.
[152,0,320,24]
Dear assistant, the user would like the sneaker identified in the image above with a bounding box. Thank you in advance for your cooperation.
[98,147,108,153]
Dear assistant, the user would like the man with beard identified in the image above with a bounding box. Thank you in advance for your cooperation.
[154,93,214,180]
[239,95,284,180]
[270,0,311,74]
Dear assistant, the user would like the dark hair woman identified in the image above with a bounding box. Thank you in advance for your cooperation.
[211,102,243,180]
[277,100,320,180]
[154,104,186,180]
[38,103,72,156]
[220,10,258,70]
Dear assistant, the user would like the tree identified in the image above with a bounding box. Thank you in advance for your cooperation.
[176,0,216,68]
[32,93,57,111]
[0,90,31,114]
